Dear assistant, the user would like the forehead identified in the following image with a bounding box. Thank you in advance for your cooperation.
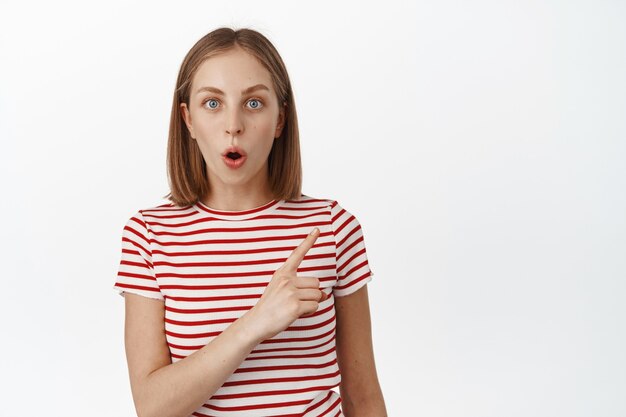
[191,47,274,93]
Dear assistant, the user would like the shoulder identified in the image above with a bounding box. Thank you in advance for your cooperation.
[121,201,189,235]
[128,200,191,221]
[136,200,183,215]
[292,193,339,210]
[294,194,363,229]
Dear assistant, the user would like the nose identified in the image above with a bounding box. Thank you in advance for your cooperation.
[225,106,244,136]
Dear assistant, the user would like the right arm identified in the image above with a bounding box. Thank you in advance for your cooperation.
[124,293,262,417]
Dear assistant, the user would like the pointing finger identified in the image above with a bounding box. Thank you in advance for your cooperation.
[283,228,319,271]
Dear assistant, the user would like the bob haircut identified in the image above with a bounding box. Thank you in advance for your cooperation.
[163,27,302,207]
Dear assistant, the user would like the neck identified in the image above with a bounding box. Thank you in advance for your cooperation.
[201,188,275,211]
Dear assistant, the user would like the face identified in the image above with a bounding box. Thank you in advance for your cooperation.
[180,46,286,196]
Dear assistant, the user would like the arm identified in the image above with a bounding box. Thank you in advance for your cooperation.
[123,293,261,417]
[334,284,388,417]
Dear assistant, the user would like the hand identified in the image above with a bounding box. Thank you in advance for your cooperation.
[247,227,329,342]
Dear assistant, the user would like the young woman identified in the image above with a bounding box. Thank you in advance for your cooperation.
[113,27,387,417]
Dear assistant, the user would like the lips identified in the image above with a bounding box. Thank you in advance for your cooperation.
[222,154,247,169]
[222,146,247,160]
[221,145,247,169]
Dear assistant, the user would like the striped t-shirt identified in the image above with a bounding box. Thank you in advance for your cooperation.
[113,194,375,417]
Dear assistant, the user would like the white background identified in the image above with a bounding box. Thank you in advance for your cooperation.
[1,0,625,416]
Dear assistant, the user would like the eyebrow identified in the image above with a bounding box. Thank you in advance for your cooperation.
[195,83,270,96]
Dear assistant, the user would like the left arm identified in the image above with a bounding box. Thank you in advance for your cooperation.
[334,284,388,417]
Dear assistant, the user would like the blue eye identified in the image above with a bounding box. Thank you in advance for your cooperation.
[205,99,219,109]
[203,98,263,111]
[247,99,263,109]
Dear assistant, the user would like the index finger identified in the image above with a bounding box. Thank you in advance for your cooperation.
[282,228,319,271]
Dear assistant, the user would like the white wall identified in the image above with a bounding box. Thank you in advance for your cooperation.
[1,0,624,415]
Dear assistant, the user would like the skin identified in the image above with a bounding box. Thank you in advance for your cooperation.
[335,285,388,416]
[180,44,286,211]
[125,45,387,416]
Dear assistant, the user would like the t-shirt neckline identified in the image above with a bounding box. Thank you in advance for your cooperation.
[193,198,285,221]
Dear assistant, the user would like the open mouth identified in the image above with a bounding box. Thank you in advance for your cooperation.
[222,152,246,169]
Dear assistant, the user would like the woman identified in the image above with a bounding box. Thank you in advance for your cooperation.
[114,27,387,417]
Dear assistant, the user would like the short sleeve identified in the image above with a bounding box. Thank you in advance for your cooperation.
[112,210,164,301]
[330,200,375,297]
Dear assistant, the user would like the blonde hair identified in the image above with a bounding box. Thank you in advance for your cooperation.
[163,27,302,207]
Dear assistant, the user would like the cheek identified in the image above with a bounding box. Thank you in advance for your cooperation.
[195,116,219,134]
[252,116,276,134]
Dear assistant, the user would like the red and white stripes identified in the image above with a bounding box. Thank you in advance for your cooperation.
[114,194,374,416]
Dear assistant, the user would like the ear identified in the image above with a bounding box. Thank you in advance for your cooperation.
[274,103,287,139]
[180,102,196,139]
